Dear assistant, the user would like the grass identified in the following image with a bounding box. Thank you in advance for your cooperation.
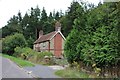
[0,53,35,67]
[55,67,89,78]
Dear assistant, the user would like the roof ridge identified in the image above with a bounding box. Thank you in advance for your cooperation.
[34,31,57,43]
[43,31,56,36]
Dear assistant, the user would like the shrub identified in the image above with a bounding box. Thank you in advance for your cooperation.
[64,28,80,64]
[14,47,53,64]
[64,3,120,68]
[2,33,27,55]
[13,47,23,57]
[14,47,34,58]
[27,37,34,48]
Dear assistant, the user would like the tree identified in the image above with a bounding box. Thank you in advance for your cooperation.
[22,6,41,41]
[2,15,23,38]
[17,11,22,23]
[41,7,47,22]
[55,11,60,20]
[2,33,27,55]
[48,12,52,19]
[65,2,120,68]
[64,28,80,63]
[64,1,86,63]
[60,1,84,37]
[27,36,34,48]
[40,7,55,34]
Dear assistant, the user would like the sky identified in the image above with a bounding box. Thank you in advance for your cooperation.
[0,0,101,28]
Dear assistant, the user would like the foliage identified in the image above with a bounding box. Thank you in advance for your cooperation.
[60,1,85,37]
[64,1,86,63]
[64,28,80,63]
[14,47,53,65]
[27,36,34,48]
[54,58,68,66]
[2,33,27,55]
[65,2,120,67]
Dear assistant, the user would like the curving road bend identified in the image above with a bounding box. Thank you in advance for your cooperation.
[0,56,33,78]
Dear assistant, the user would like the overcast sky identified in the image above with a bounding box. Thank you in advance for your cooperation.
[0,0,101,28]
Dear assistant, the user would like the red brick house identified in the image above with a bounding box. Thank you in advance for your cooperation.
[33,22,65,58]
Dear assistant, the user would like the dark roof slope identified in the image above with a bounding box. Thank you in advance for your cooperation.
[34,31,56,44]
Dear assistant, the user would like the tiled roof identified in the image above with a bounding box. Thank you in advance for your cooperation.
[34,31,56,43]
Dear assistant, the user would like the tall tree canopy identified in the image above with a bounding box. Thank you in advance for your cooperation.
[65,2,120,67]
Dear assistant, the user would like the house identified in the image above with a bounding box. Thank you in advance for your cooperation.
[33,22,65,58]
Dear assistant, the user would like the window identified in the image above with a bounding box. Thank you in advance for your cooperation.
[43,43,46,47]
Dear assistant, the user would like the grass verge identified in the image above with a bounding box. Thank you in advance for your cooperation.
[55,68,89,78]
[0,54,35,67]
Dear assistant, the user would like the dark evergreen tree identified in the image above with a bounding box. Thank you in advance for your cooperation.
[55,11,60,20]
[60,1,84,37]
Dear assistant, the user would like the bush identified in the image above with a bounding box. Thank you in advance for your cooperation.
[14,47,53,64]
[14,47,34,58]
[2,33,27,55]
[13,47,23,57]
[14,47,36,60]
[64,3,120,68]
[27,37,34,48]
[64,28,80,64]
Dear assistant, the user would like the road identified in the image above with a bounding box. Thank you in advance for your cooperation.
[0,56,33,78]
[23,65,62,78]
[0,56,64,78]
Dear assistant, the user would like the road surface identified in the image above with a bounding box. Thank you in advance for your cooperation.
[1,56,65,78]
[23,65,62,78]
[0,56,33,78]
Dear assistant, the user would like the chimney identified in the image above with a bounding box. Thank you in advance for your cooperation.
[55,21,61,31]
[39,30,43,38]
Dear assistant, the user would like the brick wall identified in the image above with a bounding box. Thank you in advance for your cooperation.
[54,33,62,57]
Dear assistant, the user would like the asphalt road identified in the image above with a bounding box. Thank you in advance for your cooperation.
[0,56,33,78]
[23,65,61,78]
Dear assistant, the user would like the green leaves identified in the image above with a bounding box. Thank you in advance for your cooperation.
[65,2,119,67]
[64,28,80,63]
[2,33,27,55]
